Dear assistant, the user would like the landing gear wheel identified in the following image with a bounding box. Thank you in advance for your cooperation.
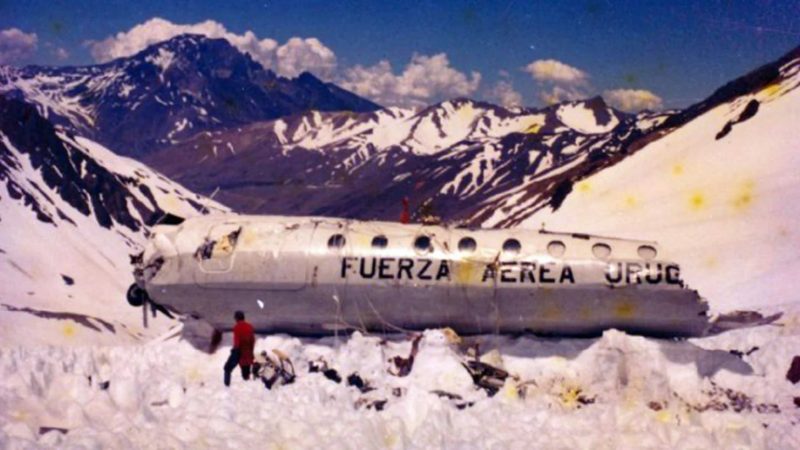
[126,283,147,307]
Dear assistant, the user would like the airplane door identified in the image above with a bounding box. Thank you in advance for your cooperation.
[194,223,312,290]
[197,223,242,273]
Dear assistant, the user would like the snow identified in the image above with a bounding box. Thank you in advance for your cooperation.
[405,101,482,154]
[0,68,95,129]
[556,103,619,134]
[0,132,227,347]
[527,73,800,314]
[441,143,500,197]
[146,48,176,73]
[2,318,800,448]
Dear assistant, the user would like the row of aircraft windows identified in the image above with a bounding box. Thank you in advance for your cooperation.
[327,234,658,260]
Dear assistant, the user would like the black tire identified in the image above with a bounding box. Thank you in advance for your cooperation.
[126,284,146,307]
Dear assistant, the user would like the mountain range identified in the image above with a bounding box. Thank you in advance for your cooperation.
[0,34,380,157]
[6,35,796,228]
[0,34,798,343]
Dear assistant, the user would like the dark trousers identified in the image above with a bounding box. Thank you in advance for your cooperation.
[223,348,252,386]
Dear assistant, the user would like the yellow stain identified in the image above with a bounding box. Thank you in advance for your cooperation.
[502,382,519,400]
[578,305,593,320]
[655,410,672,423]
[456,103,475,120]
[615,301,635,318]
[187,367,202,382]
[383,432,398,448]
[549,356,568,368]
[441,327,462,345]
[671,164,684,176]
[160,193,181,211]
[688,192,706,211]
[731,180,755,212]
[760,82,782,99]
[354,234,371,247]
[559,385,582,408]
[576,181,592,194]
[623,195,638,208]
[524,123,542,134]
[704,256,718,269]
[454,260,480,284]
[732,192,753,210]
[240,228,259,246]
[214,234,236,255]
[62,322,77,338]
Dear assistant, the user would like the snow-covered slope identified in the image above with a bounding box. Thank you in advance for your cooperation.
[525,52,800,313]
[2,318,799,448]
[0,96,227,346]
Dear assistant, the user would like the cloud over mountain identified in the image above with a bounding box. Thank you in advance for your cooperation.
[340,53,481,107]
[486,79,523,108]
[603,88,663,112]
[0,28,38,64]
[86,18,337,80]
[523,59,591,105]
[524,59,588,85]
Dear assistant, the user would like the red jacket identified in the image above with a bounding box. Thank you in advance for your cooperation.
[233,320,255,366]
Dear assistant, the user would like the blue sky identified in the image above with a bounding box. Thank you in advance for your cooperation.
[1,0,798,109]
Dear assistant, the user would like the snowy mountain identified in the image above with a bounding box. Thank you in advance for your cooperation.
[0,34,380,157]
[0,95,227,346]
[143,95,656,221]
[525,47,800,314]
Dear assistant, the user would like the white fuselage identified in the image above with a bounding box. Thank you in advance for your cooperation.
[134,214,709,336]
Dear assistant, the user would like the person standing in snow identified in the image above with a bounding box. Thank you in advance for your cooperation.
[400,197,410,224]
[223,310,255,387]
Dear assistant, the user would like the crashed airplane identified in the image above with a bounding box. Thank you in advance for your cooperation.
[128,214,711,337]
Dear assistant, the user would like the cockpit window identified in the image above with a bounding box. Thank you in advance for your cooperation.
[328,234,346,249]
[414,235,432,253]
[458,237,476,253]
[547,240,566,257]
[371,235,388,249]
[638,245,657,260]
[502,238,521,255]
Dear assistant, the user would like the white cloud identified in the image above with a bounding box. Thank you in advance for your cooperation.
[603,88,663,112]
[539,85,589,105]
[487,80,523,109]
[53,47,69,61]
[275,37,336,79]
[0,28,38,64]
[340,53,481,106]
[521,59,592,106]
[524,59,588,85]
[86,18,337,80]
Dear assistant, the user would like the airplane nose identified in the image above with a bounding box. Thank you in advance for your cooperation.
[152,232,178,258]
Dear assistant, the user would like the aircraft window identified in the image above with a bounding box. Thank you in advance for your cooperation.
[592,243,612,259]
[371,235,388,248]
[502,238,521,255]
[547,240,566,257]
[638,245,657,260]
[327,234,346,249]
[458,237,476,253]
[414,235,432,253]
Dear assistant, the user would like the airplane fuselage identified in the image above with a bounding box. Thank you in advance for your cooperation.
[132,214,709,337]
